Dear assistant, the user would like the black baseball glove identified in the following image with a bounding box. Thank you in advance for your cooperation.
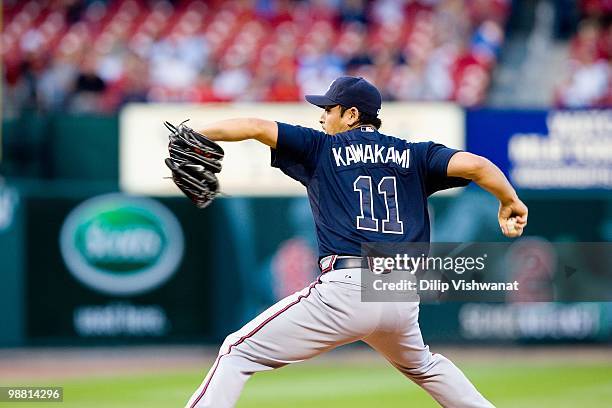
[164,120,224,209]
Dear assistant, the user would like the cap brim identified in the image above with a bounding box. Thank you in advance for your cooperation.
[305,94,337,108]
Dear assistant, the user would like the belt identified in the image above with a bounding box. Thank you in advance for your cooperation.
[319,255,366,273]
[318,255,364,286]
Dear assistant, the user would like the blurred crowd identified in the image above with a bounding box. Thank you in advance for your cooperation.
[2,0,510,116]
[555,0,612,108]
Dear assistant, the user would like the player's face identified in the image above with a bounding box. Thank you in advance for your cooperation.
[319,105,357,135]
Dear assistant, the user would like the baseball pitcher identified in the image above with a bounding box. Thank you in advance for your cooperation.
[167,76,528,408]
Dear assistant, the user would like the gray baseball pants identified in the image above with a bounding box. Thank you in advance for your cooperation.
[186,267,494,408]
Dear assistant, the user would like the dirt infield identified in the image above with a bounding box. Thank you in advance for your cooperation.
[1,345,611,381]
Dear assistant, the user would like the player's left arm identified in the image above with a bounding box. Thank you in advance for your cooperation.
[447,152,528,238]
[198,118,278,148]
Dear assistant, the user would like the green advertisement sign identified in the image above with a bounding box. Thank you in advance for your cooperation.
[25,193,218,343]
[60,194,184,297]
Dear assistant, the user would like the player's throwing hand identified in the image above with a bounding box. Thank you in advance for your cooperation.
[498,198,528,238]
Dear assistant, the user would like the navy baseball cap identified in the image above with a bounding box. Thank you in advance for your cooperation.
[305,76,382,116]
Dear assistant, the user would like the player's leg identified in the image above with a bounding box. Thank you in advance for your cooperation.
[186,275,372,408]
[363,302,494,408]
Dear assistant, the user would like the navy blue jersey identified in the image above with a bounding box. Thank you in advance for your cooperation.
[271,122,470,257]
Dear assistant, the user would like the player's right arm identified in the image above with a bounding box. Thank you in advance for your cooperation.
[447,152,528,238]
[198,118,278,148]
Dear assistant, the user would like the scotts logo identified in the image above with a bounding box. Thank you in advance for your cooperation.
[60,194,184,296]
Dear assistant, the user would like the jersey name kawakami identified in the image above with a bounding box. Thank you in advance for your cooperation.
[331,144,411,168]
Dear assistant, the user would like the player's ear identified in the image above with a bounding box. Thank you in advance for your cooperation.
[349,107,359,126]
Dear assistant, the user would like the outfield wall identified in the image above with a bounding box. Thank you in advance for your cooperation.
[1,106,611,347]
[1,189,611,346]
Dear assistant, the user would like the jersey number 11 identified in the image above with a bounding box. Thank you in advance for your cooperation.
[353,175,404,234]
